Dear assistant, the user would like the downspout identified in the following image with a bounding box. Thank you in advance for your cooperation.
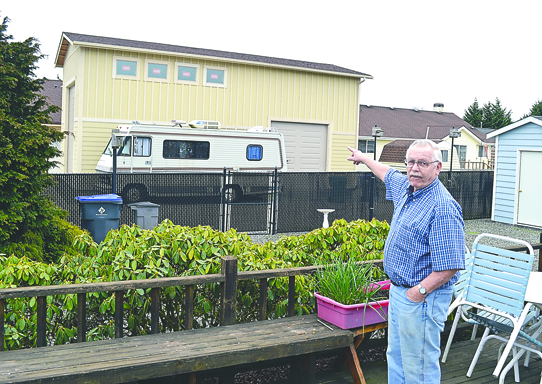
[425,126,430,139]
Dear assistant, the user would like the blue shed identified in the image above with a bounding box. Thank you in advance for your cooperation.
[487,116,542,228]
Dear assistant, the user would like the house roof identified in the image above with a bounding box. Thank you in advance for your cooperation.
[55,32,372,79]
[379,140,416,163]
[40,79,62,125]
[487,116,542,138]
[359,104,476,141]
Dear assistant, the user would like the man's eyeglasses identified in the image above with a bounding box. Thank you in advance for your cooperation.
[404,159,440,169]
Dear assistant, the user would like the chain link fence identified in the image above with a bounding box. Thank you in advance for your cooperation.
[45,170,494,235]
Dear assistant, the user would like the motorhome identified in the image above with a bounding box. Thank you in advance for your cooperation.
[95,120,288,203]
[96,120,287,173]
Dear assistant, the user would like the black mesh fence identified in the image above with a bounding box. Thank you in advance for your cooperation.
[45,170,494,235]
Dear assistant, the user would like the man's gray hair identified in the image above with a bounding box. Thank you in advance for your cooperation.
[406,139,443,163]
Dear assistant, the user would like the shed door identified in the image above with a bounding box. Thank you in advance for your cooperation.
[517,151,542,228]
[270,121,327,172]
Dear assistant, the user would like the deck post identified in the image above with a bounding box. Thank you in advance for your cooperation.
[220,256,237,326]
[259,278,268,320]
[37,296,47,347]
[115,290,124,338]
[0,299,4,351]
[288,275,295,317]
[77,293,86,342]
[185,285,194,330]
[150,288,159,334]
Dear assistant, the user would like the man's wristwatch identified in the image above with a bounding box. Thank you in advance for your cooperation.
[418,284,427,296]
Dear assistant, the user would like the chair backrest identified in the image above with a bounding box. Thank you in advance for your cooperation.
[464,234,534,318]
[452,246,473,297]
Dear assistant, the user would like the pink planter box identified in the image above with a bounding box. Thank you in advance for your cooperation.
[315,280,390,329]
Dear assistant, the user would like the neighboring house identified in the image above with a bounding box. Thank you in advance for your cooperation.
[53,32,372,173]
[357,104,494,172]
[487,116,542,229]
[40,79,63,173]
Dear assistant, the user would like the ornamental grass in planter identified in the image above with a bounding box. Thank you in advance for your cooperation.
[315,257,390,329]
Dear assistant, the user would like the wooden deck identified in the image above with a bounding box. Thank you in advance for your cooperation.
[315,338,542,384]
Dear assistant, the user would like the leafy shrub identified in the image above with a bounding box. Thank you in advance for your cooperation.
[0,212,85,264]
[0,218,389,349]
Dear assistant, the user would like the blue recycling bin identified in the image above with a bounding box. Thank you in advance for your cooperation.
[75,194,123,243]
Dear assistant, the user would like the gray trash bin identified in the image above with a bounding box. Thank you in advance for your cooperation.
[75,194,123,243]
[129,201,160,230]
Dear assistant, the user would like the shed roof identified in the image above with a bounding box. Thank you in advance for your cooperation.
[55,32,372,79]
[40,79,62,125]
[487,116,542,138]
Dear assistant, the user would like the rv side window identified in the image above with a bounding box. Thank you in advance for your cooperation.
[247,145,263,161]
[133,137,151,157]
[163,140,210,159]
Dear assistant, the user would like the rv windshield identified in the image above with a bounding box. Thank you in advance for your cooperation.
[103,136,132,156]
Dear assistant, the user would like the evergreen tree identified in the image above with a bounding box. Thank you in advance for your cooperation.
[0,15,65,248]
[481,98,513,129]
[521,99,542,119]
[463,98,483,127]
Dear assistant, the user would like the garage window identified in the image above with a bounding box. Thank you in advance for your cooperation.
[145,60,169,82]
[204,66,227,87]
[175,63,199,84]
[113,58,139,79]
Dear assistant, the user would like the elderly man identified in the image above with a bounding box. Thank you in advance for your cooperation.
[347,139,465,384]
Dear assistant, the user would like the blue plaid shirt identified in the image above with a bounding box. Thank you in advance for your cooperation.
[383,169,465,288]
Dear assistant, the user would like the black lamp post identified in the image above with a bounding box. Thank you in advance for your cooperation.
[448,126,461,183]
[111,129,121,195]
[369,124,384,220]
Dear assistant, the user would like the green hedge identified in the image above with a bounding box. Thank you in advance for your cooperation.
[0,218,389,350]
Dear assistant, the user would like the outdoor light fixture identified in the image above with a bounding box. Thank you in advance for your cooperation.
[448,126,461,182]
[370,125,384,220]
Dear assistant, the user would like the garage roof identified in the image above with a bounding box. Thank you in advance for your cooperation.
[55,32,372,79]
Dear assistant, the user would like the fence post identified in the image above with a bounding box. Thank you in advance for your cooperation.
[271,167,278,235]
[220,256,238,326]
[221,167,227,232]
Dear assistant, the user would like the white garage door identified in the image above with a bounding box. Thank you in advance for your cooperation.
[271,121,327,172]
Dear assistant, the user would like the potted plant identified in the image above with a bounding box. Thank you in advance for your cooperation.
[314,256,390,329]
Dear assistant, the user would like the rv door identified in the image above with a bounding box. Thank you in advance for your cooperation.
[132,136,153,172]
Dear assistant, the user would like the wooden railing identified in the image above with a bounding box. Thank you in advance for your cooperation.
[0,257,383,351]
[460,160,494,169]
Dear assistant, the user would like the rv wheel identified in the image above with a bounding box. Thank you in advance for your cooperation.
[121,184,149,204]
[223,185,243,203]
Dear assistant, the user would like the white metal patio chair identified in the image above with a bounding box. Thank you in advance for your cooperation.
[444,233,535,380]
[441,246,474,363]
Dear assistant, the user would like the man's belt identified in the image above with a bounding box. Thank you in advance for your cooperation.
[389,279,413,288]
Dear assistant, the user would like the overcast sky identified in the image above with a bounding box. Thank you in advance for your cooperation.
[3,0,541,121]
